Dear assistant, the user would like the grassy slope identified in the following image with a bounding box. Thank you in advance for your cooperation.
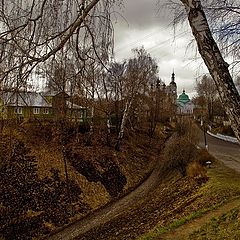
[139,160,240,240]
[32,144,110,211]
[3,123,239,239]
[30,126,164,221]
[188,206,240,240]
[1,124,166,239]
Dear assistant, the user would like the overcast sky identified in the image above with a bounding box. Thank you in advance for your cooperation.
[112,0,209,97]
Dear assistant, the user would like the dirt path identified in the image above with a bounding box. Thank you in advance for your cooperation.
[46,155,165,240]
[45,129,240,240]
[156,197,240,240]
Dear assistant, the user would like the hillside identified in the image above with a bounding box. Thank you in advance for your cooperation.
[0,122,167,240]
[63,157,240,240]
[2,121,239,240]
[140,160,240,240]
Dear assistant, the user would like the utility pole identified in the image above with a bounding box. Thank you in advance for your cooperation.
[201,116,208,150]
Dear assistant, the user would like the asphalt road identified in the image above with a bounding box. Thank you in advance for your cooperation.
[198,129,240,172]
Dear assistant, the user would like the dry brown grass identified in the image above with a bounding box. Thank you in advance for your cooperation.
[31,143,110,210]
[187,161,207,178]
[28,122,164,212]
[1,122,167,237]
[140,159,240,240]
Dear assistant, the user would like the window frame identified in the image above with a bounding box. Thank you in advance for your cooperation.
[33,107,40,115]
[42,108,49,114]
[14,107,23,115]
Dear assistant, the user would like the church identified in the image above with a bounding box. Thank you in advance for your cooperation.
[165,72,194,115]
[176,90,194,115]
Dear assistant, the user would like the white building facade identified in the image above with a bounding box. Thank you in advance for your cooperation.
[177,90,194,115]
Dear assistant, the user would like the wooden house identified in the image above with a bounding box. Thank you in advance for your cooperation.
[0,91,87,122]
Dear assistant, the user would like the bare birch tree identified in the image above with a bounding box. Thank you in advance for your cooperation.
[167,0,240,71]
[115,47,158,150]
[173,0,240,141]
[235,76,240,93]
[203,0,240,68]
[196,75,217,121]
[0,0,119,90]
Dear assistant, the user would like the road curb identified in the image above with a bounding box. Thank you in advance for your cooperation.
[207,131,239,144]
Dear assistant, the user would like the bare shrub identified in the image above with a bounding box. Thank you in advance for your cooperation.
[187,148,215,183]
[23,122,53,144]
[187,161,207,179]
[196,149,215,167]
[164,135,197,176]
[176,121,200,144]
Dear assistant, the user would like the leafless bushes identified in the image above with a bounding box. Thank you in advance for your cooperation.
[187,149,215,181]
[164,122,213,179]
[164,135,197,176]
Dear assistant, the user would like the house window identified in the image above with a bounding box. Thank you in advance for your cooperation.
[14,107,23,114]
[33,108,40,114]
[43,108,49,114]
[80,111,83,118]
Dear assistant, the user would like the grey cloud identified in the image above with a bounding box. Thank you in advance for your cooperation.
[113,0,208,97]
[113,0,173,30]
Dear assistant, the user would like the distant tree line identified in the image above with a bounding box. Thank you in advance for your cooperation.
[0,0,239,140]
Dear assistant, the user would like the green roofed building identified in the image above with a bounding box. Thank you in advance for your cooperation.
[177,90,194,115]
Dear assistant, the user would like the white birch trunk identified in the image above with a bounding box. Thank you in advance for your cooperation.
[107,119,111,134]
[90,106,94,132]
[180,0,240,141]
[115,99,132,151]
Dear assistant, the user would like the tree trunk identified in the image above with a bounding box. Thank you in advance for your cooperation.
[180,0,240,141]
[106,117,111,146]
[115,99,132,151]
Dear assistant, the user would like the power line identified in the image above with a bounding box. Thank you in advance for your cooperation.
[114,25,168,53]
[114,29,189,56]
[147,31,188,54]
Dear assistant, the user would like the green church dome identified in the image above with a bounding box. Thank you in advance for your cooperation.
[177,90,190,104]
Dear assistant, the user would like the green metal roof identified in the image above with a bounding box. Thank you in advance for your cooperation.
[177,90,190,104]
